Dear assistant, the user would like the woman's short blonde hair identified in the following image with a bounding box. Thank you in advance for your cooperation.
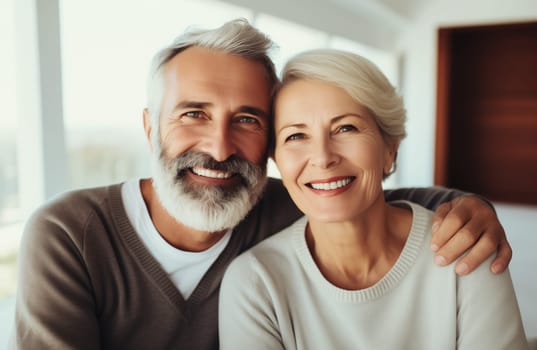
[278,49,406,178]
[280,49,406,147]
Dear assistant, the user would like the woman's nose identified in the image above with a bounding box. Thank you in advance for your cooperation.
[309,138,340,169]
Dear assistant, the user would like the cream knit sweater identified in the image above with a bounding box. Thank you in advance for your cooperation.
[220,202,528,350]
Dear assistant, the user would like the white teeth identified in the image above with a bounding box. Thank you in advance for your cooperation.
[192,167,232,179]
[310,178,352,190]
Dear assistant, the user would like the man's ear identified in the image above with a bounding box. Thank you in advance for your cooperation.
[143,108,153,152]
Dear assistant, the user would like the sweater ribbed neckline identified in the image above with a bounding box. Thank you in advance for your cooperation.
[292,201,430,303]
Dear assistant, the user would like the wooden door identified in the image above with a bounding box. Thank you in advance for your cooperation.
[435,21,537,205]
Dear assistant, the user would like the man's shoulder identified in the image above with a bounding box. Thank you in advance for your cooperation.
[38,183,121,216]
[24,183,123,242]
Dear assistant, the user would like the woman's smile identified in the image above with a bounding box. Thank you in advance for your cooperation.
[306,176,355,194]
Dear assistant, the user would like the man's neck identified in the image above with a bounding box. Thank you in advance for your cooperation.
[140,178,228,252]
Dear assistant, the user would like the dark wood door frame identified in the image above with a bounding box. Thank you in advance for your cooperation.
[435,28,452,186]
[435,21,537,205]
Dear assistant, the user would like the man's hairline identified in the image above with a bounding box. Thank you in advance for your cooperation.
[149,44,276,124]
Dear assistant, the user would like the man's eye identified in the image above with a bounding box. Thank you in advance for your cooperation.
[237,116,260,124]
[184,111,203,118]
[285,133,305,142]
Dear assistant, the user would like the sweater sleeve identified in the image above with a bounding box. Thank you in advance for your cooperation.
[384,186,468,211]
[219,253,285,350]
[13,206,101,350]
[456,256,529,350]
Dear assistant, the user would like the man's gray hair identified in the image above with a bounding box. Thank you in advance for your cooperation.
[146,18,277,125]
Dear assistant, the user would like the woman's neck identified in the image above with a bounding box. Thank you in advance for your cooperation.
[306,199,412,290]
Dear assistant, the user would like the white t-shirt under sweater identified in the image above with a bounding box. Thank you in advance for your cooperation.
[219,201,528,350]
[122,179,231,299]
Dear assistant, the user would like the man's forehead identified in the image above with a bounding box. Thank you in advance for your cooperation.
[165,46,267,78]
[161,47,272,107]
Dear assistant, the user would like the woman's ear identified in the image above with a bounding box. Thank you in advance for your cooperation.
[383,142,399,176]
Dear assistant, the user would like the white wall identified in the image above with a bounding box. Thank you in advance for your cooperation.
[396,0,537,187]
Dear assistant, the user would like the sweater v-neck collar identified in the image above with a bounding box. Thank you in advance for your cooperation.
[106,183,247,314]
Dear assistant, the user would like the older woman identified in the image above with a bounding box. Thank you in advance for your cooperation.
[219,49,528,349]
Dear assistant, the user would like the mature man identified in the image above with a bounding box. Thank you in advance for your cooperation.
[13,19,511,349]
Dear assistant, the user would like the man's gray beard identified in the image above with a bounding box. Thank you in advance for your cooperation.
[150,146,268,232]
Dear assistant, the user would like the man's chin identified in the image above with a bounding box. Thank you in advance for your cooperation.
[161,189,253,233]
[151,152,267,232]
[178,182,245,203]
[186,175,242,188]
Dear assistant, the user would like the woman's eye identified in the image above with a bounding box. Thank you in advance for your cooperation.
[285,133,305,142]
[337,124,357,133]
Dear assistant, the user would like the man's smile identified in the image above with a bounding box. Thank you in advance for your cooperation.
[191,166,233,179]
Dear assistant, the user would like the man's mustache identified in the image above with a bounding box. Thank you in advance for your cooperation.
[161,151,265,186]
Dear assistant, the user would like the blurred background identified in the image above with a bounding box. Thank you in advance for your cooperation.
[1,0,536,346]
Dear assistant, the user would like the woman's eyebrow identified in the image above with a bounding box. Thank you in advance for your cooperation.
[277,123,306,134]
[332,113,367,123]
[277,113,366,133]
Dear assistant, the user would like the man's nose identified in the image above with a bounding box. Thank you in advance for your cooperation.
[200,123,238,162]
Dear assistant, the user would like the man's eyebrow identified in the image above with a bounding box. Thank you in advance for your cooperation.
[172,101,212,113]
[237,106,268,119]
[171,102,267,118]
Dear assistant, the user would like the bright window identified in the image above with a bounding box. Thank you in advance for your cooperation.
[0,0,21,301]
